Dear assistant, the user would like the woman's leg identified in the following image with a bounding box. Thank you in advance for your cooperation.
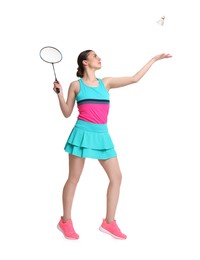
[99,157,122,223]
[62,154,85,221]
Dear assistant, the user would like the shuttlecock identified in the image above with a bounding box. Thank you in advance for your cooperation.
[157,16,165,26]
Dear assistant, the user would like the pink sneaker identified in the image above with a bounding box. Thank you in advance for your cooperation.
[57,217,79,240]
[99,219,127,239]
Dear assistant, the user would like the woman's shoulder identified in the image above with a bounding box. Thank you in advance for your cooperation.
[69,80,80,95]
[101,77,111,91]
[101,77,111,84]
[70,80,80,87]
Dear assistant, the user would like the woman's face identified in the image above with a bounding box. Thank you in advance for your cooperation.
[84,51,101,70]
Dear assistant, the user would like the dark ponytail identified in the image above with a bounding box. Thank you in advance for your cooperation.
[76,50,92,78]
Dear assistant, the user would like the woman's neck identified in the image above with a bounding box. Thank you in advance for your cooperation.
[82,71,99,86]
[82,72,98,84]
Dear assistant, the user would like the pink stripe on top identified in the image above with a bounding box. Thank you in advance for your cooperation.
[78,103,109,124]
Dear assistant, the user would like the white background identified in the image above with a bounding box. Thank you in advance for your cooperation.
[0,0,200,259]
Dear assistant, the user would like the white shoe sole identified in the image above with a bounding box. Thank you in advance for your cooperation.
[99,227,126,240]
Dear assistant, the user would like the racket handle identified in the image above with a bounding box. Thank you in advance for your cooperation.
[55,79,60,93]
[55,88,60,93]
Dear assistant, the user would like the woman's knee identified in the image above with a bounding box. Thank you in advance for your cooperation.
[116,171,122,184]
[109,170,122,186]
[67,172,81,185]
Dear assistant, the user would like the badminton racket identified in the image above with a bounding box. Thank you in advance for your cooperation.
[39,46,62,93]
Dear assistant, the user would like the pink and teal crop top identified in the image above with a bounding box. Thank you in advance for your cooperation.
[76,78,110,124]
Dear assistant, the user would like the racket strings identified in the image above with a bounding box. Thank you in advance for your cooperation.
[40,47,62,63]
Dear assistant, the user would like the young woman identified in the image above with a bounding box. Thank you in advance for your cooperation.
[54,50,172,240]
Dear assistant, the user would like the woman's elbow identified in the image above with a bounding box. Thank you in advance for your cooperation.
[63,113,70,118]
[63,110,72,118]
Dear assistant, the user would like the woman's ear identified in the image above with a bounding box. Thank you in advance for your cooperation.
[82,60,88,66]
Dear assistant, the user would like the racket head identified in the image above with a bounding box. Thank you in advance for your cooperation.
[39,46,62,64]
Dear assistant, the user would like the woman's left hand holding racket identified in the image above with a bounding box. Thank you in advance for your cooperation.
[53,81,63,95]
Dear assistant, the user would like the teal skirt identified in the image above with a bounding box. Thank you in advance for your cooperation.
[64,119,117,159]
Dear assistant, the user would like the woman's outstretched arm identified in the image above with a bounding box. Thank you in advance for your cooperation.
[103,53,172,90]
